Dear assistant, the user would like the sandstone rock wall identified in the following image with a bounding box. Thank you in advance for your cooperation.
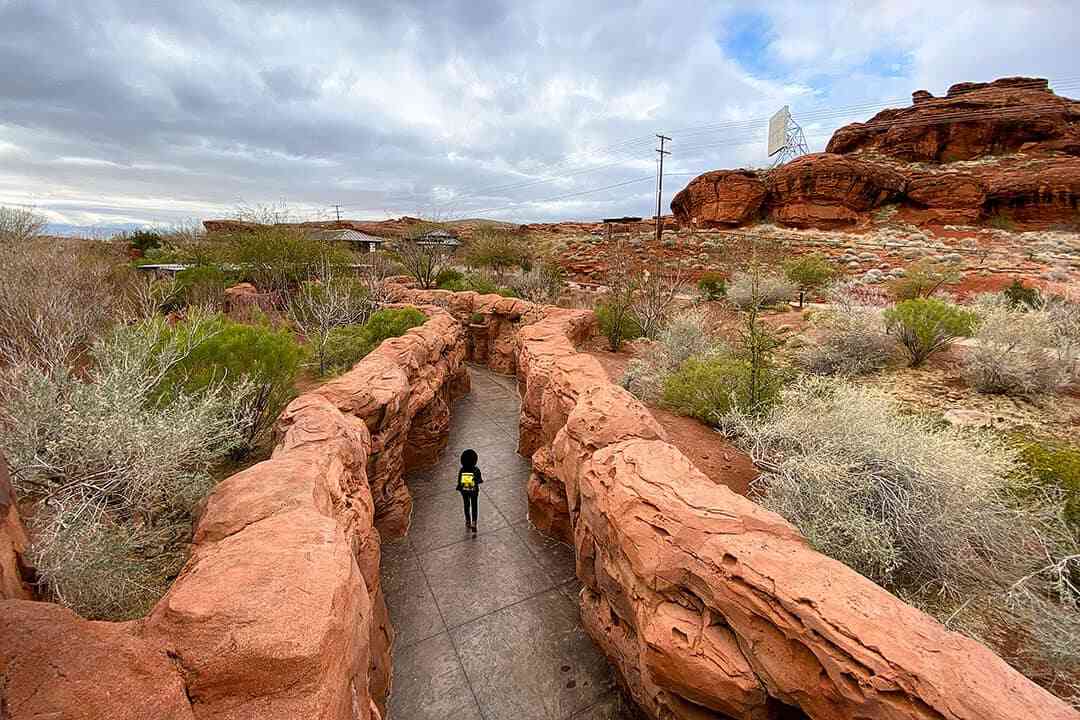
[0,305,470,720]
[0,454,32,600]
[387,286,1077,720]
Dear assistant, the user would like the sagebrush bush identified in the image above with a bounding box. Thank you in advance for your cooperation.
[739,377,1026,595]
[437,270,518,297]
[155,313,305,455]
[621,310,723,403]
[726,271,797,310]
[884,297,976,367]
[662,355,781,422]
[323,307,426,373]
[962,303,1071,395]
[509,262,566,304]
[799,303,894,376]
[1003,278,1043,309]
[697,272,726,301]
[731,377,1080,701]
[1,314,249,618]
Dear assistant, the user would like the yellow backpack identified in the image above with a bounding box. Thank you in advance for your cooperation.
[460,472,476,490]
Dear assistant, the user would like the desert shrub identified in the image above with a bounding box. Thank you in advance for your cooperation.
[323,307,426,374]
[634,266,686,339]
[463,227,531,273]
[175,265,237,309]
[595,299,642,352]
[223,225,348,295]
[0,206,46,244]
[740,377,1028,595]
[127,229,162,254]
[289,259,373,375]
[887,258,962,300]
[783,253,836,308]
[826,278,891,307]
[1004,278,1043,310]
[155,314,305,455]
[509,259,566,304]
[393,225,455,288]
[735,378,1080,701]
[1016,438,1080,532]
[726,271,797,310]
[0,238,128,368]
[697,272,726,301]
[621,310,723,403]
[963,304,1071,395]
[884,298,976,367]
[435,268,464,287]
[662,355,782,422]
[1,314,249,618]
[437,269,517,296]
[799,304,894,376]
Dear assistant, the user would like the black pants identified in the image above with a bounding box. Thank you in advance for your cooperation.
[461,491,479,525]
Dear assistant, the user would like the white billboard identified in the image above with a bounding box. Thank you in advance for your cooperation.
[767,105,790,157]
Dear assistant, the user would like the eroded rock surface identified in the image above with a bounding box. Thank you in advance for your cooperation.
[0,304,470,720]
[0,455,31,600]
[498,292,1078,720]
[672,77,1080,231]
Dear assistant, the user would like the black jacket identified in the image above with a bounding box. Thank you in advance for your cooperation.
[457,465,483,493]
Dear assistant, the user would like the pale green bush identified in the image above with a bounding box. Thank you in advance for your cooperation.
[726,271,797,310]
[963,302,1071,395]
[1,313,250,618]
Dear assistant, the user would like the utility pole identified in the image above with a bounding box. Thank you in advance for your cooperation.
[654,134,671,244]
[332,204,342,221]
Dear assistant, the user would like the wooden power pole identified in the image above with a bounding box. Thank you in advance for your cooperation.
[333,204,342,221]
[655,134,671,243]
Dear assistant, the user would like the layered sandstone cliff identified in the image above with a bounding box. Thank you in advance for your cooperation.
[672,77,1080,231]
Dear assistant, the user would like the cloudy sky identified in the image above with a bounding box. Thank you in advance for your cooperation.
[1,0,1077,232]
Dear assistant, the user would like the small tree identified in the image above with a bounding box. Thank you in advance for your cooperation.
[783,253,836,308]
[391,238,453,289]
[0,206,46,244]
[127,230,162,254]
[887,258,962,300]
[633,264,686,339]
[884,298,977,367]
[464,227,531,276]
[288,257,372,375]
[598,239,642,351]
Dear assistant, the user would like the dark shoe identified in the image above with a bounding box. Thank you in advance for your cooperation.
[471,524,478,534]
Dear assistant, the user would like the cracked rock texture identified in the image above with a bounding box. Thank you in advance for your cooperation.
[0,304,470,720]
[484,291,1076,720]
[0,455,31,600]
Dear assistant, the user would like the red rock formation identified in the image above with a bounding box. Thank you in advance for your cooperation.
[0,455,32,600]
[0,304,471,720]
[765,154,907,227]
[672,77,1080,231]
[670,170,767,228]
[0,602,196,719]
[827,77,1080,162]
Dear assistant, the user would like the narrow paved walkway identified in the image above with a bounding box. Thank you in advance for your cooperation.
[381,365,636,720]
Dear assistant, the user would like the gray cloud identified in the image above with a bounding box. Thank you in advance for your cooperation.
[0,0,1077,230]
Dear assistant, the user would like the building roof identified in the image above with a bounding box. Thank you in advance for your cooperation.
[414,228,461,245]
[316,229,385,244]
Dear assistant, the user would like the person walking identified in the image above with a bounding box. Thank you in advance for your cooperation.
[457,448,483,533]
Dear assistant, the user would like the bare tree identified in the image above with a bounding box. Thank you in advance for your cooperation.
[390,239,453,289]
[0,206,47,244]
[633,263,686,339]
[288,256,372,375]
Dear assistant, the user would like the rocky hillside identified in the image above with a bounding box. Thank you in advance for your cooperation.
[671,77,1080,231]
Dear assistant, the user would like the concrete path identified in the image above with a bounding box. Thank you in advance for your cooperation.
[381,365,637,720]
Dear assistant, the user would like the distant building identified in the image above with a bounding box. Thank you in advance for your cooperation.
[412,228,461,249]
[315,228,386,253]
